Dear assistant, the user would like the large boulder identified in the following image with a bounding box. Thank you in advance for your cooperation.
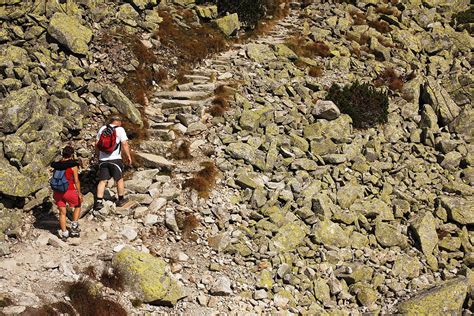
[375,221,408,248]
[421,77,461,126]
[311,100,341,120]
[102,85,144,127]
[0,207,22,236]
[112,247,185,305]
[0,86,45,133]
[47,13,92,55]
[397,277,468,314]
[215,13,240,36]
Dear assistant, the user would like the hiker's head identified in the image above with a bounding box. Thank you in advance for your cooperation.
[62,146,75,159]
[108,116,123,126]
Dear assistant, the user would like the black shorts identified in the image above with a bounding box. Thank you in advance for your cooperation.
[98,159,124,181]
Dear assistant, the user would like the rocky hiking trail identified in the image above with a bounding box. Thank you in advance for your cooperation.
[0,10,304,315]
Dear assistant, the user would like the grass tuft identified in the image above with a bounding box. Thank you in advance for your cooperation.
[67,281,127,316]
[308,65,324,77]
[100,268,125,292]
[374,68,404,91]
[176,213,200,241]
[182,161,218,198]
[171,139,193,160]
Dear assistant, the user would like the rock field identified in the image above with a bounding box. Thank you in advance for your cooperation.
[0,0,473,314]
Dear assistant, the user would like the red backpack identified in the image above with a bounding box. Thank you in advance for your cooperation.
[96,125,119,153]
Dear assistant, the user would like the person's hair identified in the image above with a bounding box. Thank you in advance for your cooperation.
[108,116,123,124]
[62,145,75,159]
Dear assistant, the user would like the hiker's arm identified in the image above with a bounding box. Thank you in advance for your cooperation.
[122,141,132,166]
[72,167,83,202]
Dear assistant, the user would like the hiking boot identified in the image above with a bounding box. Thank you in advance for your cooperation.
[58,229,69,241]
[70,221,80,238]
[94,200,104,211]
[116,198,129,208]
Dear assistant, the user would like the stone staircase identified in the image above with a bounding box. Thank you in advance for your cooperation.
[134,11,300,169]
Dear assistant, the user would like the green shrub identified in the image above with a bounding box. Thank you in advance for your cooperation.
[198,0,277,29]
[451,7,474,25]
[326,81,389,129]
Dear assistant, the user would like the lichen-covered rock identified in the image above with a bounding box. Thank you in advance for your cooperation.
[397,277,468,314]
[47,13,92,55]
[0,207,22,236]
[112,247,185,305]
[215,13,240,36]
[0,45,29,68]
[421,77,461,126]
[274,43,297,60]
[337,182,364,209]
[0,86,44,133]
[102,85,144,127]
[410,212,438,269]
[196,5,218,19]
[312,219,350,248]
[449,106,474,141]
[375,221,408,248]
[311,100,341,120]
[247,43,277,63]
[440,196,474,225]
[272,221,307,252]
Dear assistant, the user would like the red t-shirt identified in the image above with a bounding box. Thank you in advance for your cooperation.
[65,167,76,191]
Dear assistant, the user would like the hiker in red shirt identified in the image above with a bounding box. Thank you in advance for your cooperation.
[50,146,82,240]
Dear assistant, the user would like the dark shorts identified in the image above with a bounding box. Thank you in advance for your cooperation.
[98,159,124,181]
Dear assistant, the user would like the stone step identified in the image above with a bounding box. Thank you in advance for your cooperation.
[184,74,211,83]
[153,98,204,109]
[154,90,212,100]
[134,152,176,169]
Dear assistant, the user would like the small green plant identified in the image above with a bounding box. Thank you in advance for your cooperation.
[326,81,389,129]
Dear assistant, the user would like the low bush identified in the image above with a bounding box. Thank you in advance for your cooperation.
[451,7,474,25]
[326,81,389,129]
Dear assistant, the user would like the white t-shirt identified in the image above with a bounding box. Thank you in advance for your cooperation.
[96,124,128,161]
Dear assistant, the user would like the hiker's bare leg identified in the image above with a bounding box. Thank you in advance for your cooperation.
[73,207,81,221]
[59,207,67,232]
[96,180,107,198]
[117,178,125,197]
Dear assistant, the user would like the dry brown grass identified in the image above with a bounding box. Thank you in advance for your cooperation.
[375,5,398,16]
[351,11,367,25]
[100,268,125,291]
[374,68,404,91]
[368,19,391,33]
[285,35,331,59]
[153,9,228,80]
[207,96,230,117]
[171,139,193,160]
[182,161,218,198]
[67,281,127,316]
[176,213,200,241]
[308,65,324,77]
